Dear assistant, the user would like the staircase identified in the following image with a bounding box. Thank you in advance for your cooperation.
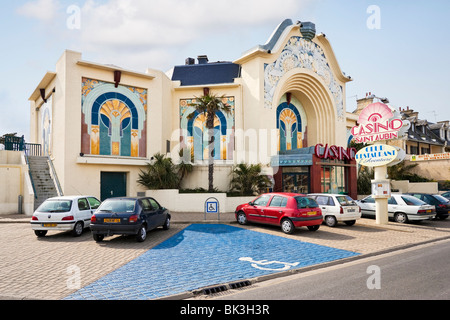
[28,156,59,210]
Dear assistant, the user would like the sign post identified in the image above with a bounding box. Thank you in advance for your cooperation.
[353,102,409,225]
[204,197,220,221]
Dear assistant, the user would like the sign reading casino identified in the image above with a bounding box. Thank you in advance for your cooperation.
[351,102,404,143]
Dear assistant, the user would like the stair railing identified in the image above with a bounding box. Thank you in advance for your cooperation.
[47,156,63,196]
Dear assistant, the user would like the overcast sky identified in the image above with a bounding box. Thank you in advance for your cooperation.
[1,0,449,140]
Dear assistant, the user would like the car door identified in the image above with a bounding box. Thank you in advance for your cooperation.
[246,194,272,222]
[359,196,376,216]
[140,199,155,229]
[387,196,398,218]
[149,198,166,227]
[264,195,288,225]
[314,196,332,216]
[77,198,92,226]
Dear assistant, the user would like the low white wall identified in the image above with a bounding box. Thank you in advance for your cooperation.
[145,189,255,213]
[0,151,35,216]
[391,180,439,194]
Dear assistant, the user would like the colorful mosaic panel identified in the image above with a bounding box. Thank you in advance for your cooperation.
[180,97,235,161]
[81,78,147,158]
[277,101,306,152]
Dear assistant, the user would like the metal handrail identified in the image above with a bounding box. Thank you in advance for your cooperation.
[24,149,38,200]
[47,156,63,196]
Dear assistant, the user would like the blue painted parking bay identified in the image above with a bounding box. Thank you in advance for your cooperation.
[65,224,360,300]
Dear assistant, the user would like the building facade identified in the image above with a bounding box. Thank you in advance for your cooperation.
[29,19,358,201]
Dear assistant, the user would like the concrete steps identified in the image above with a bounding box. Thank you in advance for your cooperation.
[28,156,58,210]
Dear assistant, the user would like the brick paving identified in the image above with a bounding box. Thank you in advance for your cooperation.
[0,213,449,300]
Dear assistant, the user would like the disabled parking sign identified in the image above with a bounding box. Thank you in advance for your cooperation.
[204,197,220,220]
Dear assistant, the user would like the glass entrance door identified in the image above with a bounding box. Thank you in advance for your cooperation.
[282,167,310,194]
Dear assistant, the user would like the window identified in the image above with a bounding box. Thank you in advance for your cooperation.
[401,196,425,206]
[98,199,136,212]
[253,195,271,206]
[335,195,355,206]
[149,198,160,210]
[141,199,152,211]
[315,196,334,206]
[388,197,397,205]
[87,197,101,209]
[363,196,375,203]
[295,197,319,209]
[37,200,72,213]
[269,196,287,207]
[78,198,90,211]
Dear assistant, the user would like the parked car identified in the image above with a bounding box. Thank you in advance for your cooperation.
[406,193,450,220]
[308,194,361,227]
[356,194,436,223]
[31,195,101,237]
[441,191,450,200]
[235,192,323,234]
[90,197,171,242]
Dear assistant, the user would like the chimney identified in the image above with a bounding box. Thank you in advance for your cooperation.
[185,57,195,65]
[197,55,209,64]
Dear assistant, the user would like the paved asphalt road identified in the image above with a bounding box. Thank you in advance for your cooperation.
[210,239,450,300]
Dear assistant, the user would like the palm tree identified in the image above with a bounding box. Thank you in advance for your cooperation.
[188,89,231,192]
[137,153,180,190]
[230,163,272,196]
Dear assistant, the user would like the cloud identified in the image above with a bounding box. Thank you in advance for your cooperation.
[17,0,62,23]
[17,0,316,70]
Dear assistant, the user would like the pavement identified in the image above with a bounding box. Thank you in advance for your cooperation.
[0,212,449,300]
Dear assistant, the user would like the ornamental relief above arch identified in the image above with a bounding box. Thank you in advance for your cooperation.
[264,36,344,121]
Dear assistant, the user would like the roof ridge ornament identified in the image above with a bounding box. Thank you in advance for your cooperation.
[299,21,316,41]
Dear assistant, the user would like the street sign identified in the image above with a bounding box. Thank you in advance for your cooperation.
[204,197,220,220]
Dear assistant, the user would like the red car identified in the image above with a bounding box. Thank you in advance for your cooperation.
[235,193,323,234]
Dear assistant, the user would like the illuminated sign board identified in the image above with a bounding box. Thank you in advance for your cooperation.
[315,144,357,161]
[355,145,402,167]
[351,102,407,143]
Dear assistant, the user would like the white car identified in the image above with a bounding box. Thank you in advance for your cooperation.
[356,194,436,223]
[31,196,101,237]
[308,194,361,227]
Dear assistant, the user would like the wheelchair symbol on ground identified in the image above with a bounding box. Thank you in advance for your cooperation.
[239,257,300,271]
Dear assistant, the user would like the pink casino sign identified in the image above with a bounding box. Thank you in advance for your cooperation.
[351,102,404,143]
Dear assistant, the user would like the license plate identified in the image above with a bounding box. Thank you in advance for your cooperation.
[427,210,432,213]
[43,224,57,227]
[104,218,120,223]
[347,209,356,212]
[307,211,317,216]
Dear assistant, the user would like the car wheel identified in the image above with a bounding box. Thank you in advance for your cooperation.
[237,211,248,225]
[93,234,104,242]
[281,219,295,234]
[324,215,338,227]
[307,225,320,232]
[344,220,356,226]
[72,221,84,237]
[162,217,170,230]
[34,230,47,237]
[394,212,408,224]
[438,215,448,220]
[136,225,147,242]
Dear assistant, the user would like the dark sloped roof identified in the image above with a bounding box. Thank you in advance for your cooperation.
[171,62,241,86]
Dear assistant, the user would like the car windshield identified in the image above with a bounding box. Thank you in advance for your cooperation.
[295,197,319,209]
[401,195,426,206]
[434,195,450,204]
[98,200,136,213]
[37,200,72,213]
[335,195,356,206]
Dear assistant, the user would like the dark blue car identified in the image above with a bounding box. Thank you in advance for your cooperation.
[90,197,171,242]
[406,193,450,220]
